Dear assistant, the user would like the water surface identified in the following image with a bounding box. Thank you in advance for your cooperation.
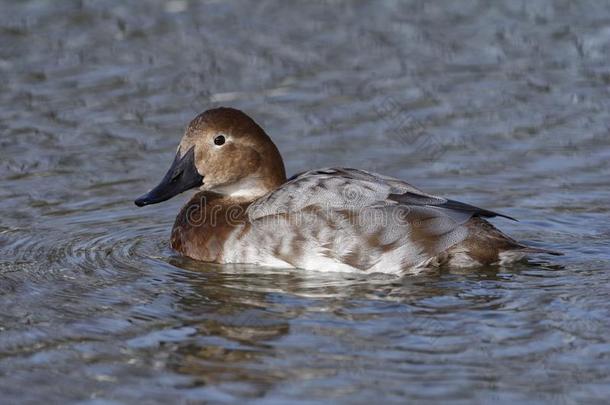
[1,1,609,403]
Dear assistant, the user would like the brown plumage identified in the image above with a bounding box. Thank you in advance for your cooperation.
[171,192,253,262]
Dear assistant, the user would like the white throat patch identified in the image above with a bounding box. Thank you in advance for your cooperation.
[208,176,268,199]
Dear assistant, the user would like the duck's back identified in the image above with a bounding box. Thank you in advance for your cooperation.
[217,168,529,273]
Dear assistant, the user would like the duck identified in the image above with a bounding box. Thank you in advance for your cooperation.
[134,107,560,273]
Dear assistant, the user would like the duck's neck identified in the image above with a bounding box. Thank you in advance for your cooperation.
[208,151,287,202]
[209,173,283,202]
[244,134,287,200]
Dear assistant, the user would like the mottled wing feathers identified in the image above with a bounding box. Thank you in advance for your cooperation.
[248,167,512,223]
[249,168,421,219]
[238,168,515,271]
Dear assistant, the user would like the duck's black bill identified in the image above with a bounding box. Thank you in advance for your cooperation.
[134,146,203,207]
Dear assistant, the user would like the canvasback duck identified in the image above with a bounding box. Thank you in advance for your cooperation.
[134,107,560,273]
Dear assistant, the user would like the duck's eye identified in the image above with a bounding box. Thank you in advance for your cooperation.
[214,135,226,146]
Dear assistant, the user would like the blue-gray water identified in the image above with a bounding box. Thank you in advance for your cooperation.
[1,1,609,404]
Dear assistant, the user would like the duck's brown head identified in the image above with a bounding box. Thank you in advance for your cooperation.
[134,107,286,206]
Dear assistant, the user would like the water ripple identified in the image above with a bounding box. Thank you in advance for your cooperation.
[0,0,609,403]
